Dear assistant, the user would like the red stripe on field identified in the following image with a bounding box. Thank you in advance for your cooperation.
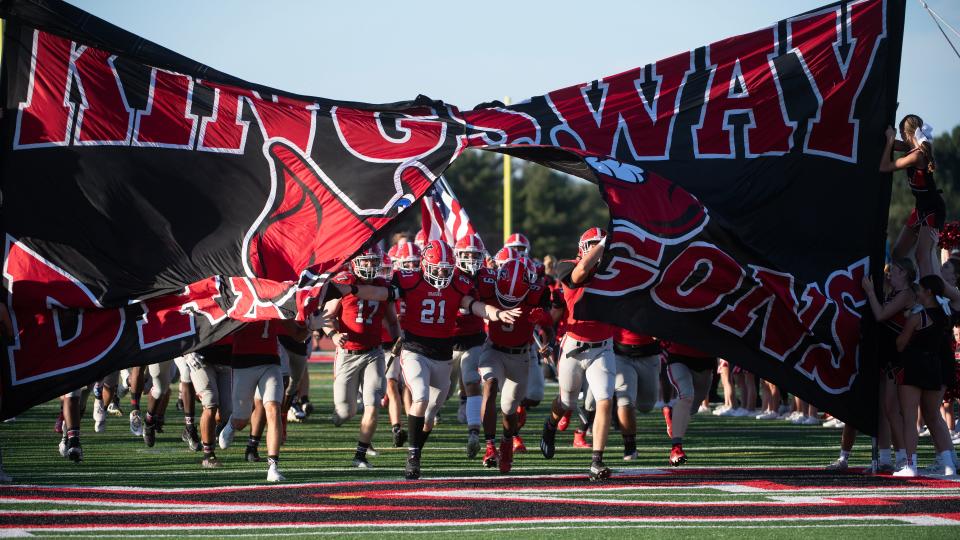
[0,494,457,512]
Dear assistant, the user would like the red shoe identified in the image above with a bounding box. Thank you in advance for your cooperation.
[670,443,687,466]
[499,437,513,473]
[513,434,527,453]
[482,441,499,468]
[516,406,527,429]
[558,410,572,432]
[662,406,673,439]
[573,429,590,448]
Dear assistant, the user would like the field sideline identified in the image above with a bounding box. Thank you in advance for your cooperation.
[2,363,960,538]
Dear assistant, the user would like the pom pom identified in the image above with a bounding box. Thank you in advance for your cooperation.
[939,221,960,251]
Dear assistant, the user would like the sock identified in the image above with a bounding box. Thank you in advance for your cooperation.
[466,395,483,427]
[938,450,954,468]
[267,455,279,467]
[671,437,682,446]
[355,441,370,460]
[895,449,907,463]
[623,434,637,454]
[592,450,603,463]
[420,430,432,449]
[185,416,194,426]
[202,443,214,457]
[911,453,918,467]
[544,417,557,431]
[247,435,261,449]
[130,395,140,410]
[66,428,80,440]
[879,448,892,465]
[839,449,850,461]
[392,424,401,434]
[408,415,426,451]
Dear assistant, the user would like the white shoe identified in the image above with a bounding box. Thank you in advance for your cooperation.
[945,460,957,476]
[784,411,801,422]
[893,464,918,477]
[352,457,374,469]
[825,458,849,471]
[266,464,285,482]
[729,408,748,417]
[802,416,821,425]
[755,411,778,420]
[366,444,378,458]
[718,407,738,417]
[712,405,729,416]
[93,400,106,433]
[218,421,235,450]
[129,410,143,437]
[951,431,960,444]
[822,418,838,428]
[286,407,299,423]
[697,404,711,414]
[106,402,123,417]
[2,417,15,423]
[919,427,931,437]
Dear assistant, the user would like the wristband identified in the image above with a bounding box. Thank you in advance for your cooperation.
[468,299,479,314]
[386,286,398,302]
[350,284,359,295]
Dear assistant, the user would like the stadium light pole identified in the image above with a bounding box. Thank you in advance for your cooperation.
[502,96,511,245]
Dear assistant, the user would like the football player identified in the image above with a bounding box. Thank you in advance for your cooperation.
[142,360,175,447]
[613,328,660,460]
[661,341,716,466]
[188,338,233,468]
[540,228,616,481]
[173,356,201,451]
[320,246,401,468]
[504,232,531,255]
[334,239,521,480]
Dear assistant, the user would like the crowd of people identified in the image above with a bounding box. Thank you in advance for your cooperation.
[1,114,958,483]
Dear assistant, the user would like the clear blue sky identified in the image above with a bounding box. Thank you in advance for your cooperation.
[68,0,960,134]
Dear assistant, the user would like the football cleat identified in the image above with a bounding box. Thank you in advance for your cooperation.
[107,401,123,417]
[352,456,374,469]
[466,431,481,459]
[143,421,156,448]
[499,438,514,474]
[623,450,638,461]
[201,455,222,469]
[875,462,895,474]
[182,425,201,452]
[93,400,106,433]
[218,421,235,450]
[66,437,83,463]
[825,458,849,472]
[589,460,611,481]
[405,453,421,480]
[58,436,68,458]
[302,401,315,417]
[540,423,556,459]
[129,410,143,437]
[482,442,499,468]
[669,444,687,466]
[573,430,590,448]
[662,406,673,439]
[245,446,264,463]
[366,444,379,458]
[513,435,527,454]
[266,464,285,483]
[176,398,184,412]
[558,410,572,431]
[393,429,408,448]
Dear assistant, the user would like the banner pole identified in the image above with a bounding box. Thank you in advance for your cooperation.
[503,96,511,245]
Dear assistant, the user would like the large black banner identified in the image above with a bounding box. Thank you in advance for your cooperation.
[0,0,903,433]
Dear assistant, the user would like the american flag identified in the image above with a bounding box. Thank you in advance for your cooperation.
[420,176,479,246]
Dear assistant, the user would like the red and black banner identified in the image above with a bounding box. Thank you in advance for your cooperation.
[0,0,903,433]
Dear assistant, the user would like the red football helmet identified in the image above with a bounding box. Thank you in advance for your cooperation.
[494,246,522,268]
[393,241,421,270]
[351,245,383,281]
[578,227,607,257]
[454,234,485,274]
[378,251,393,280]
[495,259,531,308]
[415,230,428,249]
[504,232,530,253]
[421,239,456,289]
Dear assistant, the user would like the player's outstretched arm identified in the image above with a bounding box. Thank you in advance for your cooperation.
[460,296,522,324]
[570,241,605,286]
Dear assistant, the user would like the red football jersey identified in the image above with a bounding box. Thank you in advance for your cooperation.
[480,280,550,347]
[454,267,495,337]
[232,320,280,357]
[393,269,474,338]
[663,341,712,358]
[559,260,613,342]
[332,272,388,350]
[614,327,656,346]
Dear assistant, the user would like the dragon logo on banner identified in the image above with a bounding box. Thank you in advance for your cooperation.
[0,0,903,433]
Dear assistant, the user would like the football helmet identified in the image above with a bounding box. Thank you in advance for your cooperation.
[393,241,421,270]
[578,227,607,257]
[351,245,382,281]
[378,251,393,280]
[454,234,485,274]
[414,230,428,249]
[495,259,531,308]
[421,239,456,289]
[504,232,530,253]
[494,246,522,268]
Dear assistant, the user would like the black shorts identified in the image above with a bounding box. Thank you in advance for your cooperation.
[908,192,946,230]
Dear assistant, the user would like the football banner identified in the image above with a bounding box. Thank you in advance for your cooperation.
[0,0,903,433]
[420,176,480,247]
